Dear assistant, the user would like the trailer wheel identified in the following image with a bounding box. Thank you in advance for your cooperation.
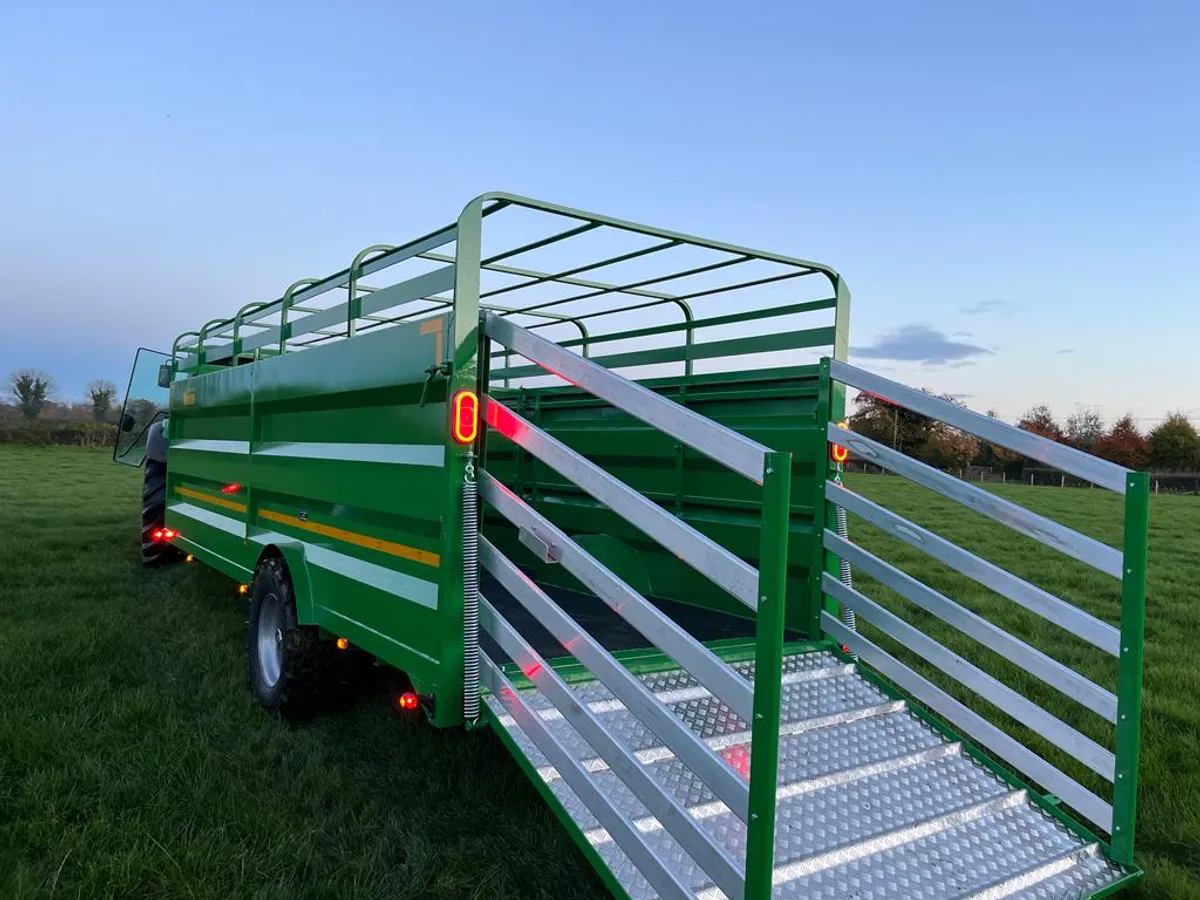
[140,458,180,566]
[246,556,369,715]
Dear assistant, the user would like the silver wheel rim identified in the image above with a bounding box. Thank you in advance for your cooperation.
[257,591,285,688]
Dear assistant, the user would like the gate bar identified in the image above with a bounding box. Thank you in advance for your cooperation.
[825,482,1120,656]
[481,538,751,821]
[824,614,1114,832]
[480,600,746,899]
[480,471,754,722]
[481,657,696,900]
[824,529,1117,721]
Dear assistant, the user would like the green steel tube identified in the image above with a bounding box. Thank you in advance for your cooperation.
[434,195,486,726]
[743,449,792,900]
[678,300,695,377]
[347,245,395,338]
[470,190,836,279]
[805,360,836,637]
[196,317,233,367]
[279,277,321,354]
[232,301,270,361]
[547,298,837,348]
[171,330,201,371]
[1111,470,1149,865]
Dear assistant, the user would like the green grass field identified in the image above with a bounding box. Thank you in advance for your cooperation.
[1,447,1197,899]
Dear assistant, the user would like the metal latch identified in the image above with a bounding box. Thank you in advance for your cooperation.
[419,359,452,407]
[518,526,561,564]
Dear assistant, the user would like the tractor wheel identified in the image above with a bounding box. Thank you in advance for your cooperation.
[140,458,180,566]
[246,556,371,716]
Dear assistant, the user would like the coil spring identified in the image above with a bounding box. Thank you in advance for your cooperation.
[833,474,857,641]
[462,456,481,722]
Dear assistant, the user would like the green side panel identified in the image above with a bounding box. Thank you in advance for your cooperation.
[483,368,824,630]
[164,315,469,725]
[571,534,653,595]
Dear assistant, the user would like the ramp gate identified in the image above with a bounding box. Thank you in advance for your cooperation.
[478,312,793,899]
[822,359,1148,867]
[471,328,1147,899]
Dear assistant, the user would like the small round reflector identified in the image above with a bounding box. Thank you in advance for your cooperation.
[238,584,249,595]
[398,691,419,711]
[336,638,349,651]
[451,390,479,444]
[186,554,194,563]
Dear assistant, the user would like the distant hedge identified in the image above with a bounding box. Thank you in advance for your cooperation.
[0,421,118,446]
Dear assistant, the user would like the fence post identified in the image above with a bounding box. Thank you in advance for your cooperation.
[1111,471,1149,865]
[744,450,792,899]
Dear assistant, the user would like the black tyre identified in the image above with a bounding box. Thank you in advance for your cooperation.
[140,458,180,566]
[246,555,371,716]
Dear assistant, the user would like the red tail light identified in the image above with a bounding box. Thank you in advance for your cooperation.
[397,691,420,711]
[151,527,178,542]
[452,390,479,444]
[831,421,850,464]
[221,483,241,494]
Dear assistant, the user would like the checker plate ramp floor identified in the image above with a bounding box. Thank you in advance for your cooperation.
[486,649,1128,899]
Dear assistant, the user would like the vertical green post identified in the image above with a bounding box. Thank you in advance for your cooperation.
[1111,470,1149,865]
[434,198,484,727]
[347,280,361,337]
[805,361,830,638]
[744,449,791,900]
[828,274,850,420]
[807,270,849,640]
[805,359,838,637]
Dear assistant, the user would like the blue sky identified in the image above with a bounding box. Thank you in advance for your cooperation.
[1,1,1196,425]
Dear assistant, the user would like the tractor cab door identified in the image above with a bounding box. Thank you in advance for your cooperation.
[113,348,171,466]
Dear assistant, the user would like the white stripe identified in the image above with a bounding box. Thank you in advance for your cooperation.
[169,502,247,537]
[251,530,438,610]
[255,441,445,467]
[171,439,250,454]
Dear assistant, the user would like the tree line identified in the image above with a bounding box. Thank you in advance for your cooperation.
[7,364,1200,471]
[848,392,1200,474]
[2,369,121,445]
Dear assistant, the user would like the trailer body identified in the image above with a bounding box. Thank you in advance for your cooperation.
[113,193,1150,899]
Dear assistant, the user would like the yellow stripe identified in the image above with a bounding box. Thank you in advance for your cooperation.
[259,508,440,568]
[176,485,248,513]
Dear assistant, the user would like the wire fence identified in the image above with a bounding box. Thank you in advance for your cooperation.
[844,461,1200,495]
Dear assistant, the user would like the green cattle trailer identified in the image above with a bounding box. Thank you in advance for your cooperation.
[114,193,1150,899]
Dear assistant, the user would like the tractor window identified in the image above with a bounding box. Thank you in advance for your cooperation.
[113,348,171,466]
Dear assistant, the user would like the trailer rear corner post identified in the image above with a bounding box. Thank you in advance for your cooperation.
[744,450,792,899]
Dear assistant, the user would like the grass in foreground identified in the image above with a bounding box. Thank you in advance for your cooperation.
[843,472,1200,899]
[0,447,604,900]
[0,448,1196,898]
